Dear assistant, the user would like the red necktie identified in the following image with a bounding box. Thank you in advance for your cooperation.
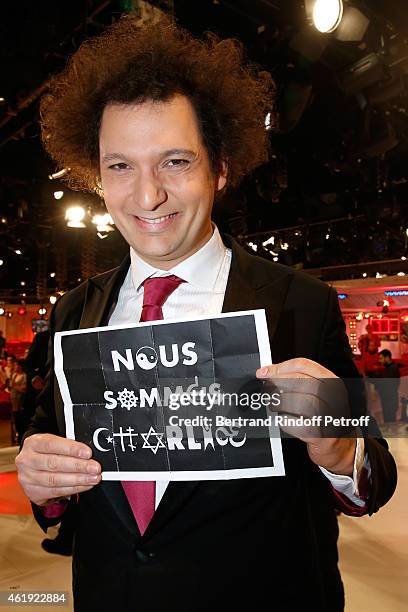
[122,274,185,535]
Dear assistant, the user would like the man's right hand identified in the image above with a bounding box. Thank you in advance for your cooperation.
[15,433,102,506]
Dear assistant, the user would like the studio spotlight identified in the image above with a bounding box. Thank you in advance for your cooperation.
[65,206,86,228]
[91,213,114,233]
[306,0,369,42]
[308,0,344,34]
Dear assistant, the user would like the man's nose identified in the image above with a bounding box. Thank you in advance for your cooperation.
[134,170,167,210]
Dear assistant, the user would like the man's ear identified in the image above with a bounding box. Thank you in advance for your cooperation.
[215,160,228,192]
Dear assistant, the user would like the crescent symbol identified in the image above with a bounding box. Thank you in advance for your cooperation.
[93,427,111,452]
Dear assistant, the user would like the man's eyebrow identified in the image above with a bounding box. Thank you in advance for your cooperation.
[160,148,196,157]
[101,149,196,162]
[101,153,129,162]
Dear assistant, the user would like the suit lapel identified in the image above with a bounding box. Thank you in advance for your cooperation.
[223,237,294,353]
[79,255,130,329]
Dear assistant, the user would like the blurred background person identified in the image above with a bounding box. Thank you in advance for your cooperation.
[9,359,27,445]
[0,331,6,359]
[358,324,381,356]
[371,349,401,434]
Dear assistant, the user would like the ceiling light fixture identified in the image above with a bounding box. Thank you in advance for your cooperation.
[311,0,343,33]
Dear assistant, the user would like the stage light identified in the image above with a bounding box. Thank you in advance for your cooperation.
[65,205,86,228]
[17,306,27,316]
[49,295,57,305]
[312,0,343,34]
[262,236,275,247]
[49,168,70,180]
[54,190,64,200]
[0,307,5,316]
[91,213,114,233]
[15,249,22,255]
[0,259,3,266]
[50,272,56,278]
[38,307,47,316]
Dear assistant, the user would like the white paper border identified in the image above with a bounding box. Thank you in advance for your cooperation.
[54,309,285,480]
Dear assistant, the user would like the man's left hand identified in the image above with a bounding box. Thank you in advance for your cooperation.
[256,358,357,476]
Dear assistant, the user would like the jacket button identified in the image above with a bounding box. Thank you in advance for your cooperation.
[134,549,149,563]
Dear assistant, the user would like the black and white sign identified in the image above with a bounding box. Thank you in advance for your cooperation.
[54,310,285,480]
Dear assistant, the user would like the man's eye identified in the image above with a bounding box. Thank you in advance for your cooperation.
[165,159,189,168]
[108,162,129,170]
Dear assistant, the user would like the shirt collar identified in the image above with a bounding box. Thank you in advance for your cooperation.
[130,225,227,292]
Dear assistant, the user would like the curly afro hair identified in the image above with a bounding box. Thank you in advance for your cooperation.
[40,14,276,193]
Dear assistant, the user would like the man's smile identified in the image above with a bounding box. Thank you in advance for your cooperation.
[133,211,180,231]
[136,212,178,224]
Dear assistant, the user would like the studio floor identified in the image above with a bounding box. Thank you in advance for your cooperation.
[0,426,406,612]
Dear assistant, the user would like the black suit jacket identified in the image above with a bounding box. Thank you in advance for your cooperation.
[27,236,397,612]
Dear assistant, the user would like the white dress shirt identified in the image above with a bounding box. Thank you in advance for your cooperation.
[109,227,365,509]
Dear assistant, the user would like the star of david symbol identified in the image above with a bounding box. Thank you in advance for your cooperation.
[140,426,166,455]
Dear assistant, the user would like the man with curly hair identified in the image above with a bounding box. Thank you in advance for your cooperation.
[16,15,396,612]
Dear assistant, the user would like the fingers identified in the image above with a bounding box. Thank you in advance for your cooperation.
[24,451,101,474]
[256,358,337,380]
[254,360,352,440]
[22,433,92,459]
[19,466,101,490]
[15,433,102,507]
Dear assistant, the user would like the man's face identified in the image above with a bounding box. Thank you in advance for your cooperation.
[99,95,227,270]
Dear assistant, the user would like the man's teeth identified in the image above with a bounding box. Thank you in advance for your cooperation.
[139,213,176,224]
